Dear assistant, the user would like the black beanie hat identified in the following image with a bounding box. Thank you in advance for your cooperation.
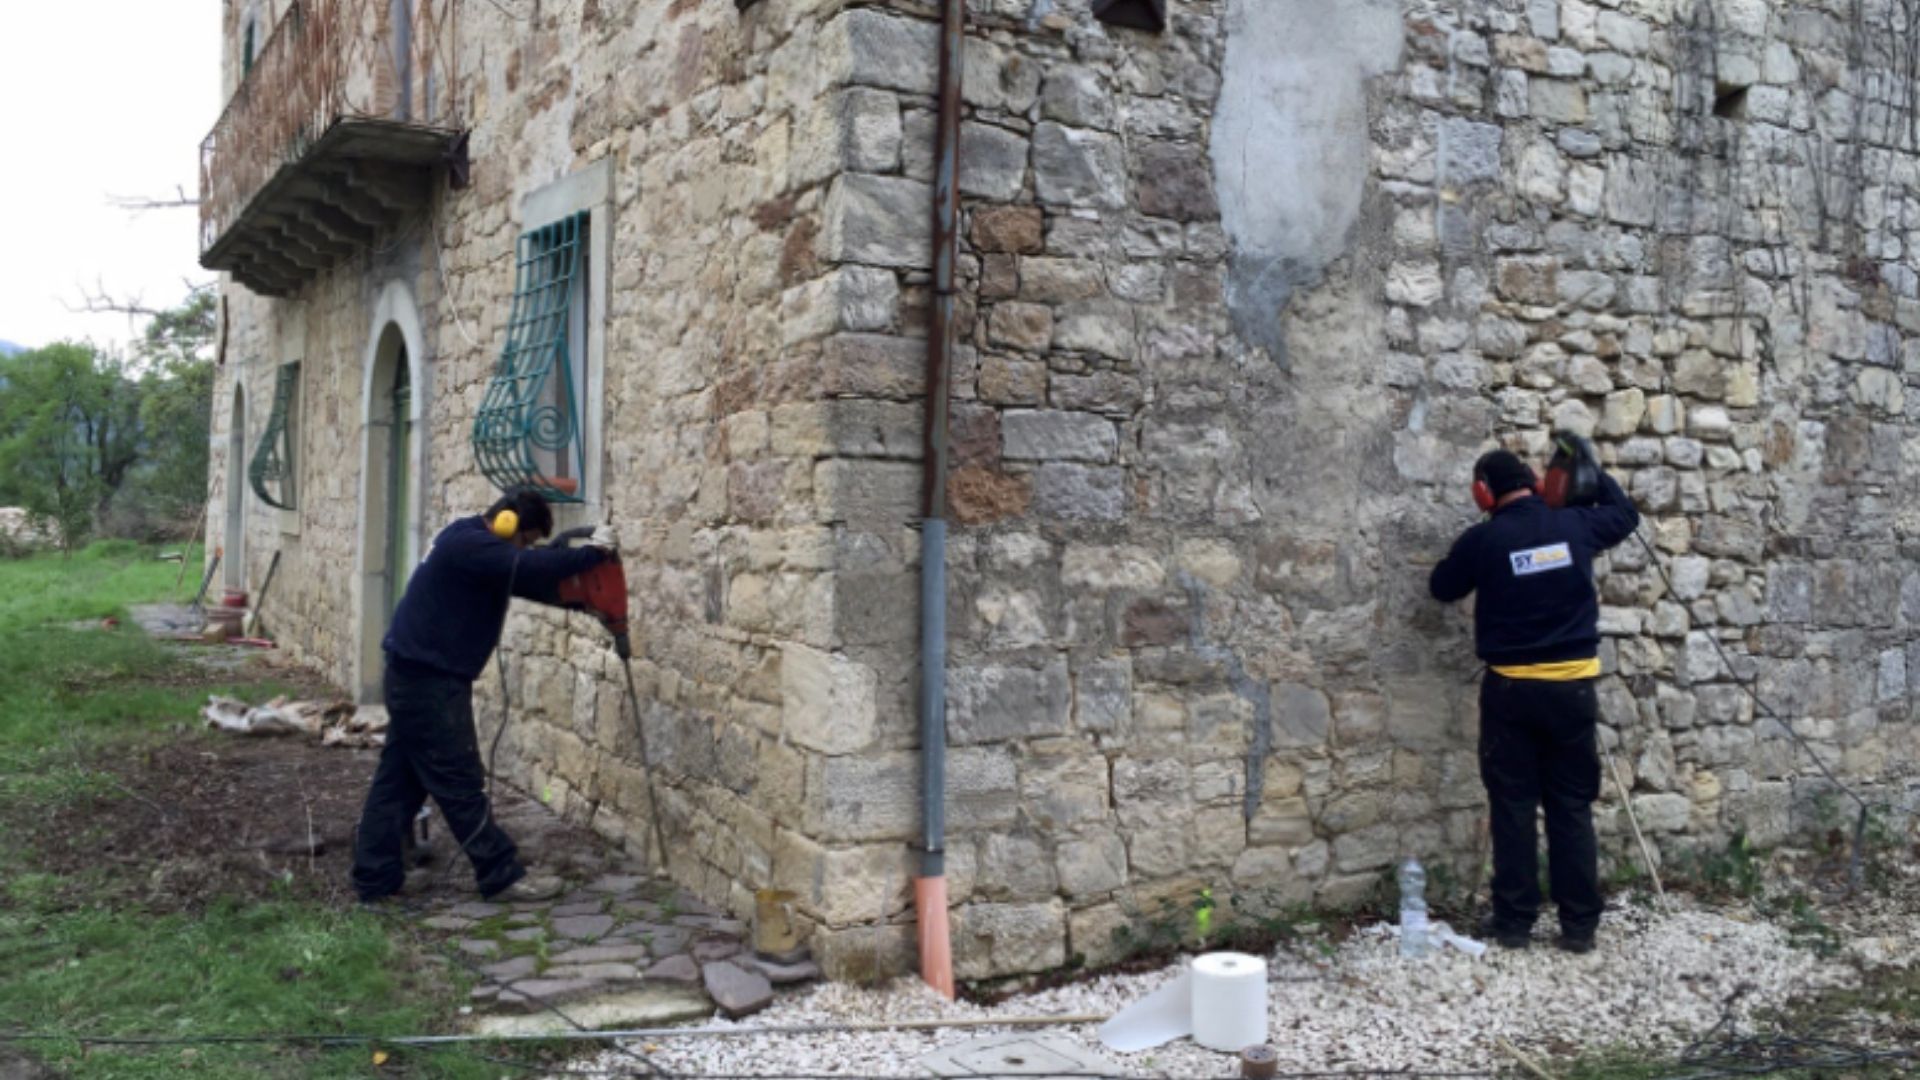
[1475,449,1535,499]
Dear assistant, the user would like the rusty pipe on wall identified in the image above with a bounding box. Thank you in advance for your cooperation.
[915,0,965,1002]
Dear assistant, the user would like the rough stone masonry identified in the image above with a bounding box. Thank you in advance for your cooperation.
[208,0,1920,980]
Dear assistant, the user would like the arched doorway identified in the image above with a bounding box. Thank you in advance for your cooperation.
[224,386,246,589]
[356,282,428,702]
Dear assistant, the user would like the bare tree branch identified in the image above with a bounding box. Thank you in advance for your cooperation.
[65,278,214,320]
[107,185,200,213]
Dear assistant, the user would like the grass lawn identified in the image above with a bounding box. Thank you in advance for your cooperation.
[0,545,517,1079]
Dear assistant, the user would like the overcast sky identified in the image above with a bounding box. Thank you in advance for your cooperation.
[0,3,220,353]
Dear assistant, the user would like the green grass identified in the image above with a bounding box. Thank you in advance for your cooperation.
[0,546,521,1079]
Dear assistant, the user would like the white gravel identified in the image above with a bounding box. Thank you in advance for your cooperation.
[562,892,1906,1078]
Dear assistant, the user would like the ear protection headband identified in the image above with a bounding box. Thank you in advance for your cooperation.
[1472,466,1540,514]
[490,509,520,539]
[1471,476,1498,514]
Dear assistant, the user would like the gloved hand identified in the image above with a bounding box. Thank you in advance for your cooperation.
[585,524,619,552]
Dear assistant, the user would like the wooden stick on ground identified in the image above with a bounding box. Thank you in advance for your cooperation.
[1604,746,1671,913]
[174,500,210,595]
[1497,1036,1564,1080]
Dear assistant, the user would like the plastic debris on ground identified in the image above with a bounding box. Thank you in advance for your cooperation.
[202,695,385,747]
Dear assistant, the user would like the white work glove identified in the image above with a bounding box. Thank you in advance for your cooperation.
[585,524,619,552]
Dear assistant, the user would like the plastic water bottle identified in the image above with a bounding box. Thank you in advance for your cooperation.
[1398,858,1432,958]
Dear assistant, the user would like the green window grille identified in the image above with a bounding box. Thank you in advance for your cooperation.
[249,362,300,509]
[472,212,588,503]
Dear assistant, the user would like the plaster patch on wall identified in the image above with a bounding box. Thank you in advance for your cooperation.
[1209,0,1403,365]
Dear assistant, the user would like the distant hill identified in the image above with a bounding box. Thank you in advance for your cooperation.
[0,340,24,357]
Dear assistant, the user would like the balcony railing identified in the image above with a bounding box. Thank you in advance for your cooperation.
[199,0,464,296]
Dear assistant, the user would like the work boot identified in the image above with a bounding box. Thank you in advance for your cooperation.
[1477,915,1532,950]
[494,873,565,902]
[1555,931,1596,955]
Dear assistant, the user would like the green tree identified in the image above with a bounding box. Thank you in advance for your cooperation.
[122,290,216,530]
[0,291,215,548]
[0,343,132,549]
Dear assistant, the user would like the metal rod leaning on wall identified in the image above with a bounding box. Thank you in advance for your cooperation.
[914,0,965,1003]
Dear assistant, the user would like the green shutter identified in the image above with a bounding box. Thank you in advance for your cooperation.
[249,362,299,510]
[471,212,588,503]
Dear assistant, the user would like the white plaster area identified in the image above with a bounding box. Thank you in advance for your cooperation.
[1208,0,1404,357]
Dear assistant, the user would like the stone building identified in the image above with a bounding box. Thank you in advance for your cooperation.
[205,0,1919,980]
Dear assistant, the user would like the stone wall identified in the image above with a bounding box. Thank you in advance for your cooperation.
[208,0,1920,984]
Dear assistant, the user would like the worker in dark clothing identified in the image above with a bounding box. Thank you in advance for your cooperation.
[1429,444,1640,953]
[351,488,614,903]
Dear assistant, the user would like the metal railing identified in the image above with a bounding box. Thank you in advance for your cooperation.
[198,0,461,256]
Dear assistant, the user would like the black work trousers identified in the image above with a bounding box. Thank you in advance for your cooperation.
[1479,671,1604,937]
[350,656,524,901]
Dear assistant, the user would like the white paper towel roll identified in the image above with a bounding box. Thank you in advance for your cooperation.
[1189,952,1268,1052]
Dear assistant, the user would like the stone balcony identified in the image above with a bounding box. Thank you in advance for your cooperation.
[198,0,465,297]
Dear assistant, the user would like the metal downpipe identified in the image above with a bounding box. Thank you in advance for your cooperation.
[916,0,964,1001]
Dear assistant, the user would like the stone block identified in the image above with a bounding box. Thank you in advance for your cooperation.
[1042,67,1114,130]
[1020,750,1110,829]
[1134,140,1219,221]
[988,302,1055,352]
[1033,123,1128,209]
[821,9,938,96]
[947,662,1071,744]
[960,122,1029,201]
[813,459,920,525]
[963,36,1042,115]
[1606,157,1658,226]
[949,467,1032,525]
[952,902,1066,980]
[1021,257,1105,304]
[1497,257,1559,304]
[1074,659,1131,732]
[822,174,933,269]
[792,88,902,187]
[780,644,878,755]
[1034,465,1126,522]
[1529,79,1588,123]
[1054,301,1138,360]
[971,205,1044,254]
[1003,410,1117,463]
[1273,682,1332,748]
[1332,823,1398,873]
[1441,117,1505,183]
[1127,825,1191,876]
[977,834,1059,900]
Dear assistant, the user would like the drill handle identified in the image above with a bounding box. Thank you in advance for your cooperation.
[546,526,598,549]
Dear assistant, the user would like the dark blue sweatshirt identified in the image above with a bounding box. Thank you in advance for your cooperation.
[383,516,609,681]
[1428,473,1640,666]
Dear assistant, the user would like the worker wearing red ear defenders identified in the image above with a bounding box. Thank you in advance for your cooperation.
[1429,437,1639,955]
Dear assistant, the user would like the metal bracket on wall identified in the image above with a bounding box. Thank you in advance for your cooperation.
[443,130,472,190]
[1092,0,1167,32]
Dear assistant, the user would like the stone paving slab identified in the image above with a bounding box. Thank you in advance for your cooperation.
[468,985,711,1037]
[702,960,775,1019]
[550,943,650,965]
[551,913,616,941]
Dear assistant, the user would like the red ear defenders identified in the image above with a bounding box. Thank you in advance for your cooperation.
[1472,466,1540,513]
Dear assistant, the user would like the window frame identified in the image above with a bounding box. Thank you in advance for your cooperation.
[517,160,611,530]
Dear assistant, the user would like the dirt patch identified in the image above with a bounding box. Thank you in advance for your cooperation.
[5,728,615,912]
[6,734,377,910]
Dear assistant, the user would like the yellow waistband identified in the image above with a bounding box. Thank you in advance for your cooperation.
[1490,658,1601,681]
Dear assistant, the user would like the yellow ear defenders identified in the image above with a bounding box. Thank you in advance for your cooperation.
[490,509,520,540]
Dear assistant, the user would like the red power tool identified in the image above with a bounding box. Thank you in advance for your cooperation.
[546,527,632,658]
[543,525,666,870]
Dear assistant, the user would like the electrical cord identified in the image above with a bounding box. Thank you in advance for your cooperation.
[1623,527,1881,891]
